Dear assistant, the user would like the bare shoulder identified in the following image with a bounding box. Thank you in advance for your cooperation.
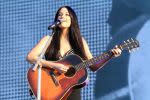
[82,37,93,59]
[38,35,53,44]
[42,35,52,41]
[33,35,53,48]
[82,37,90,49]
[82,37,88,45]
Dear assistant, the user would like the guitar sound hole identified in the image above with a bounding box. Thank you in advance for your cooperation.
[64,67,76,77]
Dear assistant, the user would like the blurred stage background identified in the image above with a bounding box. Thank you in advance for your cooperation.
[0,0,150,100]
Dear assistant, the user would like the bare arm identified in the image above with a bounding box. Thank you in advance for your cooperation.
[26,35,68,72]
[82,37,97,71]
[82,37,93,60]
[26,35,52,65]
[82,37,121,72]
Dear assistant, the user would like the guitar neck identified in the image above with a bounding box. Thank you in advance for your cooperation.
[75,51,114,71]
[75,38,139,71]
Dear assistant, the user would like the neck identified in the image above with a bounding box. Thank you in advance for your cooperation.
[61,28,69,39]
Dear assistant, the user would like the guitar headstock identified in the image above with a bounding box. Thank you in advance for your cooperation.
[118,38,139,52]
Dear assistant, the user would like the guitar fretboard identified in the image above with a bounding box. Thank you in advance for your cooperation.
[74,38,139,71]
[75,51,113,71]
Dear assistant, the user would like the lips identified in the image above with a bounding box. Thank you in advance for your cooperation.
[59,19,66,22]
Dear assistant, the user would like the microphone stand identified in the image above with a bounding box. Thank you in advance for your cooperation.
[32,30,54,100]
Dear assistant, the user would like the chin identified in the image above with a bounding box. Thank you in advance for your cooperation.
[60,25,70,29]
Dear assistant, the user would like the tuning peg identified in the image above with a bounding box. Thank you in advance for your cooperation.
[127,39,130,43]
[136,47,140,51]
[130,47,139,53]
[129,49,131,53]
[129,48,135,53]
[124,40,127,45]
[131,49,135,52]
[131,38,134,41]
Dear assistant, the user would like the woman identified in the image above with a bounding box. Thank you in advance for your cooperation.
[26,6,121,100]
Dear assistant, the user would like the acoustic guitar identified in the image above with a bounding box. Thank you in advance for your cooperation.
[27,38,139,100]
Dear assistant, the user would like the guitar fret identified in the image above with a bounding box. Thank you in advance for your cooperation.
[75,52,111,71]
[85,61,89,67]
[78,63,84,71]
[90,58,96,65]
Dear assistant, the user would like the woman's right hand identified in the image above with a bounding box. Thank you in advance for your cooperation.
[50,62,69,73]
[37,59,69,73]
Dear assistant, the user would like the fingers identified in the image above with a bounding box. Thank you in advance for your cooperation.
[53,63,69,73]
[37,60,42,68]
[59,64,69,71]
[111,45,122,57]
[60,65,68,72]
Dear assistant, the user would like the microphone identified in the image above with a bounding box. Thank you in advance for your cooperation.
[48,19,63,30]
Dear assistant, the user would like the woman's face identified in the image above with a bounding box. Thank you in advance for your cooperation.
[58,7,71,29]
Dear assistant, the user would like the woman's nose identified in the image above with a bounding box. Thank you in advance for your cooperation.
[62,14,67,18]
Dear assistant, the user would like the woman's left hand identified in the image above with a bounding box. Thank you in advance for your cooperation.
[111,45,122,57]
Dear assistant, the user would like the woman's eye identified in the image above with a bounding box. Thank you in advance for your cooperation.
[58,13,62,16]
[58,13,70,17]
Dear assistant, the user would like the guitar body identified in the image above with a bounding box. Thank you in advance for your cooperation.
[27,54,88,100]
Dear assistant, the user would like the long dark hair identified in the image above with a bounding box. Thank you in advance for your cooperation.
[45,6,87,61]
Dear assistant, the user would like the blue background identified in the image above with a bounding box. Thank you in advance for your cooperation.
[0,0,150,100]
